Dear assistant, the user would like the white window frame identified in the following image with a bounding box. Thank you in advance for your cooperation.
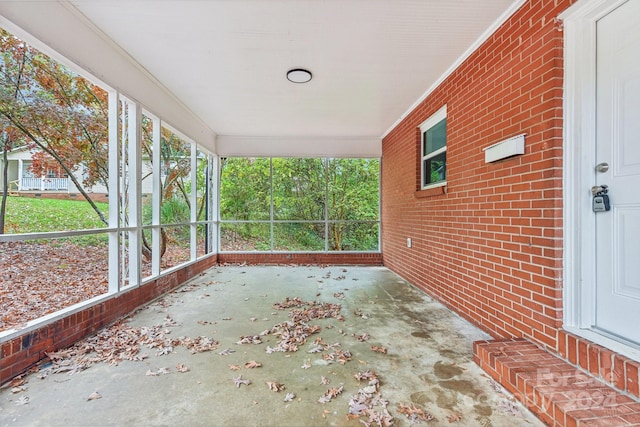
[420,105,447,189]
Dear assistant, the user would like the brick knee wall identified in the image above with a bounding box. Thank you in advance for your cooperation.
[218,252,383,265]
[0,255,217,384]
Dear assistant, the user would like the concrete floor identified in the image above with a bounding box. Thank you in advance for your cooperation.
[0,265,543,427]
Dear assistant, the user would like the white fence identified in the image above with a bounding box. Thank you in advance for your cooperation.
[20,177,69,191]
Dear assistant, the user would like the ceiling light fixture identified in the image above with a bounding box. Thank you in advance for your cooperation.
[286,68,312,84]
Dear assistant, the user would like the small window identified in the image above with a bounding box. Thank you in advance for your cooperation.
[420,106,447,188]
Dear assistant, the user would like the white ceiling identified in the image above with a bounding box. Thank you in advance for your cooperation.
[63,0,519,141]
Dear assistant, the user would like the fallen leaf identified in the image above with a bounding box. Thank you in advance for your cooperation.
[446,413,463,423]
[15,395,29,405]
[232,375,251,388]
[228,364,241,371]
[371,345,387,354]
[146,367,170,376]
[4,377,27,388]
[353,333,370,342]
[10,386,27,394]
[397,402,434,422]
[87,391,102,401]
[307,345,324,353]
[266,381,285,392]
[284,392,295,402]
[244,361,262,369]
[318,385,343,403]
[176,364,190,373]
[218,348,236,356]
[320,376,330,385]
[237,335,262,345]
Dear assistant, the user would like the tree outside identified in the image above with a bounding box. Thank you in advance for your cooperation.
[0,27,109,232]
[219,157,380,251]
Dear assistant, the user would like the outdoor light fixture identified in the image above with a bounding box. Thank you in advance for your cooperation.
[286,68,312,83]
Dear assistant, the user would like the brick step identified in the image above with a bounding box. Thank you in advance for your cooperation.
[474,339,640,426]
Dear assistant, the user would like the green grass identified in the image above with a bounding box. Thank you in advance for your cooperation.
[4,196,109,245]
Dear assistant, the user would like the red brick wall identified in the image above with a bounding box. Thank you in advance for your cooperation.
[218,252,382,266]
[0,255,217,384]
[382,0,574,351]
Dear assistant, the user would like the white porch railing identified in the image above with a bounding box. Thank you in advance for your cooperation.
[20,177,69,191]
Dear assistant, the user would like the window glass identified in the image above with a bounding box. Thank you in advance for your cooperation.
[424,151,446,186]
[424,118,446,154]
[420,106,447,188]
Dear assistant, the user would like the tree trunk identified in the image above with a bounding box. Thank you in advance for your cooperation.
[0,133,9,234]
[141,227,167,261]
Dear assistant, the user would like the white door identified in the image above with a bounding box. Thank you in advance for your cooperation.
[594,0,640,345]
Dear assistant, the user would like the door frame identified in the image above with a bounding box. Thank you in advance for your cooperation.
[561,0,640,360]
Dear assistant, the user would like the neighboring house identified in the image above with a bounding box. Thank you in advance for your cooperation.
[0,146,73,192]
[0,145,152,196]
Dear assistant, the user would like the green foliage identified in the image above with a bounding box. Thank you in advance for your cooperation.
[219,157,380,251]
[4,196,108,245]
[273,222,325,251]
[219,157,270,220]
[160,196,190,225]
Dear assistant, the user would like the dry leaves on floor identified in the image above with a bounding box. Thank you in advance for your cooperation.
[15,395,29,405]
[318,385,344,404]
[446,413,463,423]
[232,375,251,388]
[244,361,262,369]
[86,391,102,401]
[176,364,190,373]
[370,345,388,354]
[146,367,170,376]
[347,370,393,427]
[397,402,435,423]
[44,317,218,374]
[236,335,262,345]
[266,381,285,392]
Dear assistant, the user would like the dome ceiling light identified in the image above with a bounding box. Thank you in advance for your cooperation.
[286,68,312,84]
